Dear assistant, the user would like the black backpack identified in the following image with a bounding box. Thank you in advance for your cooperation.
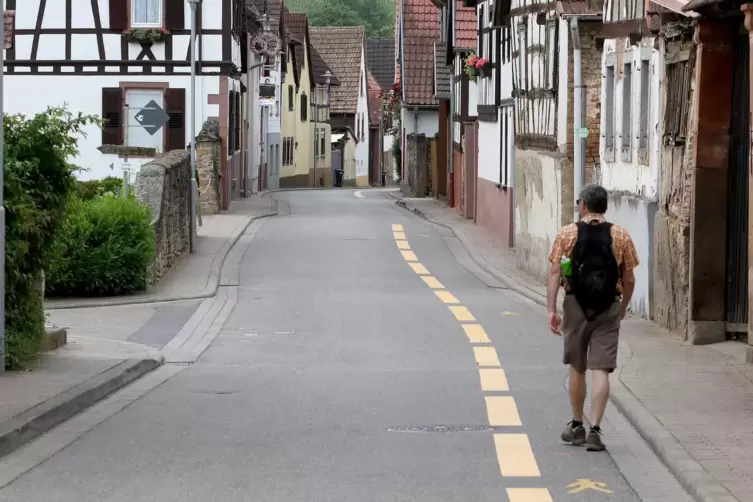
[569,221,619,320]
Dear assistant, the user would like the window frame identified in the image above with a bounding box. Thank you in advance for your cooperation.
[603,55,616,163]
[621,60,633,162]
[131,0,164,29]
[638,49,651,165]
[121,84,169,154]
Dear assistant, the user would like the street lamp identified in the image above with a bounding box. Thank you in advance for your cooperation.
[187,0,201,253]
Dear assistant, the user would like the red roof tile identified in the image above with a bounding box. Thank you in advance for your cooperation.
[455,1,477,50]
[401,0,441,106]
[310,26,366,114]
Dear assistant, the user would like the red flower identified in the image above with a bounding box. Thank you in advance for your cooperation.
[392,82,401,92]
[475,57,490,68]
[467,55,479,66]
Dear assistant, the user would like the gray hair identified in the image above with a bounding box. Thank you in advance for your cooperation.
[579,184,608,214]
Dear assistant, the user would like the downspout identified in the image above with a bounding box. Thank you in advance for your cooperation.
[570,17,583,224]
[400,0,407,182]
[449,0,456,207]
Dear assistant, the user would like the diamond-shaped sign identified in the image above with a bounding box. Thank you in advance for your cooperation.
[134,100,170,136]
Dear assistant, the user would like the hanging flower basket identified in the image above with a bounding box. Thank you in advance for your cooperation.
[128,28,167,44]
[464,53,479,83]
[476,58,492,79]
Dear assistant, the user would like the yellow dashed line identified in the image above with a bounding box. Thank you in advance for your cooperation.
[485,396,522,426]
[494,434,541,477]
[479,368,509,391]
[473,346,501,367]
[408,263,430,275]
[393,231,406,240]
[421,276,445,289]
[506,488,553,502]
[392,224,403,231]
[401,250,418,261]
[462,324,490,343]
[449,305,476,322]
[434,291,459,304]
[396,240,411,250]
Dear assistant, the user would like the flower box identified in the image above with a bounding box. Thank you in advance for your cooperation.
[478,63,492,78]
[127,28,167,44]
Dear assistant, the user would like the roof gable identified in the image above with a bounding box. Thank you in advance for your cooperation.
[366,38,397,91]
[309,26,366,114]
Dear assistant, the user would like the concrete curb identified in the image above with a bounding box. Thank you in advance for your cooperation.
[45,201,279,310]
[0,356,163,459]
[391,192,734,502]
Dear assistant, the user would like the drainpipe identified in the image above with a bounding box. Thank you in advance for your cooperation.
[449,0,456,207]
[570,16,584,224]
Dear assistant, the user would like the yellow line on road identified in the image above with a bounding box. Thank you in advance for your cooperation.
[401,250,418,261]
[462,324,490,343]
[494,434,541,477]
[506,488,553,502]
[473,346,501,367]
[396,240,411,250]
[392,224,403,231]
[434,291,459,304]
[393,231,406,240]
[421,276,444,289]
[408,263,430,275]
[479,368,509,391]
[449,305,476,321]
[485,396,522,426]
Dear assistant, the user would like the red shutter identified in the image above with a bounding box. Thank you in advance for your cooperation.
[165,88,186,151]
[165,0,185,30]
[102,88,123,145]
[109,0,128,31]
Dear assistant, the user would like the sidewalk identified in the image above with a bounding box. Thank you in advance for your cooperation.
[1,193,278,462]
[391,192,753,502]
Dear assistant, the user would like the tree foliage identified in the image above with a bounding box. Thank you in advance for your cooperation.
[285,0,395,37]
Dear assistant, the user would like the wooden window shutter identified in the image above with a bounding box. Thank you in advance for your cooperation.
[165,88,186,151]
[235,93,241,151]
[109,0,128,31]
[102,88,123,145]
[165,0,185,30]
[301,94,308,121]
[228,91,235,152]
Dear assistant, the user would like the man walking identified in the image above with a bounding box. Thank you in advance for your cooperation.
[546,184,638,451]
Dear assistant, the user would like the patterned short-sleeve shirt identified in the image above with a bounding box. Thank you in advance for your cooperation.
[548,213,639,293]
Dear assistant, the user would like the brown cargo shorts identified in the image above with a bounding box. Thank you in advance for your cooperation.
[562,295,621,373]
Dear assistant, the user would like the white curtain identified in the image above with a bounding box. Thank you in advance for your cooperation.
[132,0,161,26]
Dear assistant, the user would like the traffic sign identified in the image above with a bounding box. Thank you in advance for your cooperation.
[576,127,589,139]
[134,100,170,136]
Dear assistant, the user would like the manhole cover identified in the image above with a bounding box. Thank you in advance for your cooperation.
[386,425,494,433]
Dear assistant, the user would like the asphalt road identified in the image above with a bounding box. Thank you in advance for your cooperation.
[0,189,689,502]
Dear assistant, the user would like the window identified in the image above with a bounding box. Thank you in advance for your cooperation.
[125,89,165,152]
[320,128,326,157]
[604,64,616,161]
[356,113,360,139]
[638,58,650,161]
[621,63,632,161]
[300,93,308,121]
[502,26,511,64]
[288,86,294,111]
[132,0,162,28]
[664,52,691,145]
[546,21,556,89]
[361,114,365,140]
[315,128,319,156]
[517,22,527,90]
[282,137,294,165]
[499,105,514,187]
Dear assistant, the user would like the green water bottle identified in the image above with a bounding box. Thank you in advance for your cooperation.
[560,256,572,278]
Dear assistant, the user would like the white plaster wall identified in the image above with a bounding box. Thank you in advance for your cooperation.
[402,109,439,138]
[383,134,394,152]
[556,18,569,148]
[4,75,219,180]
[599,38,661,198]
[355,47,370,180]
[468,80,478,117]
[478,120,500,183]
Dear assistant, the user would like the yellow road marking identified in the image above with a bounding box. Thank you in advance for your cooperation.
[449,305,476,321]
[408,263,430,275]
[392,224,403,231]
[494,434,541,477]
[506,488,553,502]
[462,324,490,343]
[420,234,430,237]
[396,240,411,250]
[501,311,520,316]
[421,276,444,289]
[393,231,406,240]
[434,291,459,304]
[479,368,509,391]
[566,479,613,494]
[401,250,418,261]
[473,346,501,367]
[485,396,522,426]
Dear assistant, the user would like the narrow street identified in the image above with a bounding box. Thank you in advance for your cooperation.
[0,190,689,501]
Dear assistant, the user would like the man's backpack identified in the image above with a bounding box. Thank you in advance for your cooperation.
[569,221,619,320]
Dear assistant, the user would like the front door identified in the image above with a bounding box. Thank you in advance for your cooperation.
[724,34,750,334]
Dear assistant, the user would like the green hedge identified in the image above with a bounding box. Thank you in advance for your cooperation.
[4,108,99,370]
[46,196,156,298]
[76,176,123,201]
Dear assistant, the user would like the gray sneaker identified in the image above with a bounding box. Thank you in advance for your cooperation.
[586,428,606,451]
[561,421,587,446]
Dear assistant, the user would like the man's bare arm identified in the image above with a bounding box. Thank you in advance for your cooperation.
[547,261,561,314]
[620,266,636,315]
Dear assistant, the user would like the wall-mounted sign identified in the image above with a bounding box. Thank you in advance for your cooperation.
[259,77,276,107]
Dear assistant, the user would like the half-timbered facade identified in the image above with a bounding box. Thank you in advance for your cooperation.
[474,0,515,248]
[3,0,252,209]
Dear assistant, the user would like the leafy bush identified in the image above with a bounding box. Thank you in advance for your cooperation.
[76,176,123,201]
[46,196,156,298]
[4,107,99,370]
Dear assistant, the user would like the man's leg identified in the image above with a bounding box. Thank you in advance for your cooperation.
[569,367,587,422]
[561,296,588,445]
[590,369,610,427]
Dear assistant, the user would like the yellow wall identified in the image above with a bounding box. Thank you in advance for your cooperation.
[280,45,299,182]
